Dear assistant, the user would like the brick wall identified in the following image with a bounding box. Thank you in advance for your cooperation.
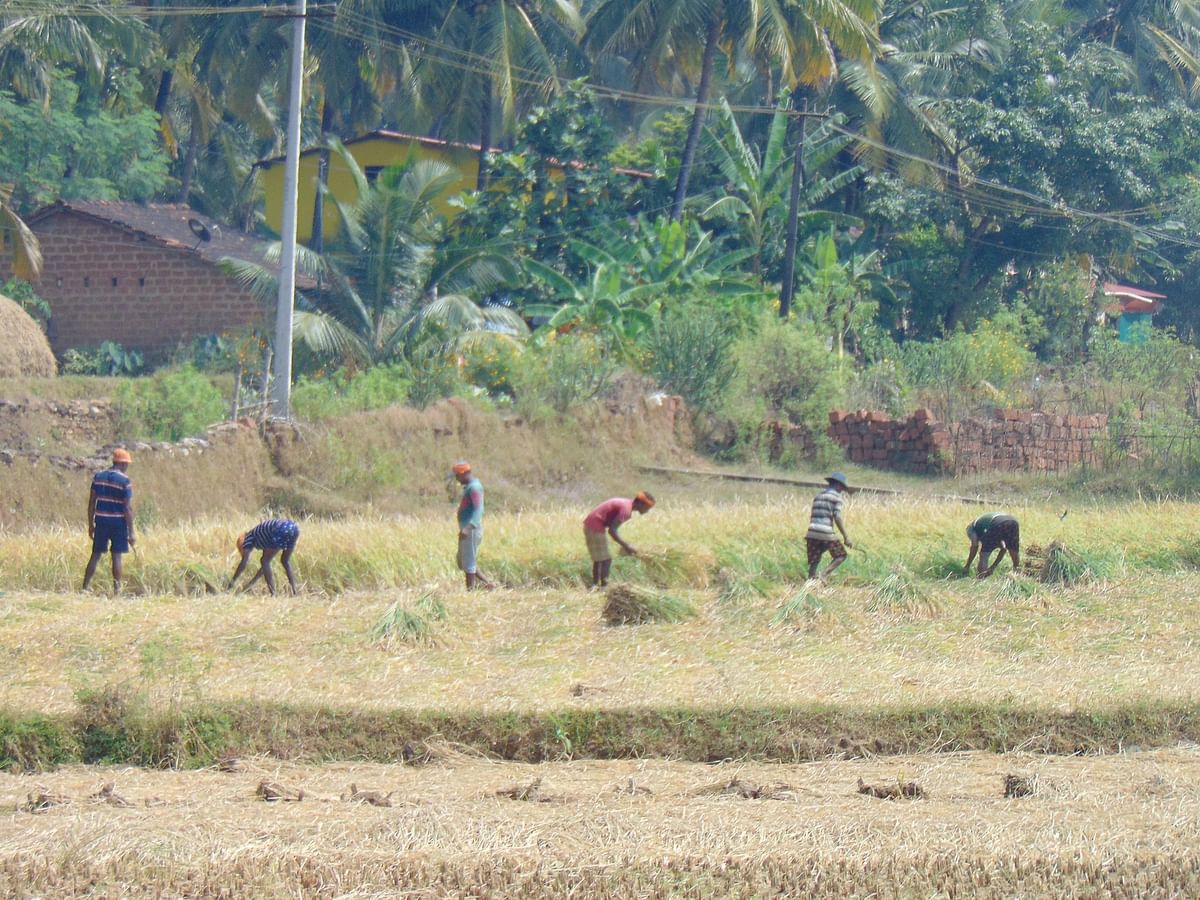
[0,212,267,355]
[824,408,1107,475]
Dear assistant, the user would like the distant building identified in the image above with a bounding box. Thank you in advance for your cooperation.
[255,129,652,244]
[0,200,279,357]
[1102,283,1166,343]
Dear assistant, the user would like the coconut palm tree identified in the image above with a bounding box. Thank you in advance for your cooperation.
[585,0,880,221]
[0,185,41,281]
[223,142,525,369]
[406,0,586,189]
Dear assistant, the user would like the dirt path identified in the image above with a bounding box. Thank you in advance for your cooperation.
[1,748,1198,896]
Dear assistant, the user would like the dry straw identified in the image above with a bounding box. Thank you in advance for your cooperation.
[0,294,55,378]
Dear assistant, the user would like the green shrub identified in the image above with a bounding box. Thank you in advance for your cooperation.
[3,277,50,326]
[62,340,145,377]
[645,307,738,411]
[462,335,522,399]
[113,365,225,440]
[514,333,618,414]
[293,365,413,421]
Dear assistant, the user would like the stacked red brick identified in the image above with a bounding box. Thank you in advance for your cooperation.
[827,409,949,474]
[947,410,1106,475]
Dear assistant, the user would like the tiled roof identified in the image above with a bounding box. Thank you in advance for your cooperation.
[28,200,277,270]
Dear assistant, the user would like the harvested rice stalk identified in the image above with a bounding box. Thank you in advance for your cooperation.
[20,789,69,813]
[694,778,795,800]
[602,585,695,625]
[1004,774,1038,798]
[1039,541,1110,585]
[256,780,304,802]
[868,565,940,617]
[495,776,559,802]
[90,782,133,807]
[771,583,824,627]
[371,601,434,644]
[857,777,925,800]
[344,783,395,807]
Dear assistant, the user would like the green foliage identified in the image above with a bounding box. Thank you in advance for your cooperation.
[900,310,1036,420]
[112,366,225,441]
[726,317,847,434]
[514,333,618,414]
[447,81,651,295]
[1083,325,1199,417]
[61,341,145,377]
[0,71,171,214]
[645,307,738,412]
[292,365,413,421]
[461,335,522,399]
[2,277,49,325]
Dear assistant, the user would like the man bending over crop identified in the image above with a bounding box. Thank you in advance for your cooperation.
[83,448,136,593]
[452,461,494,591]
[965,512,1020,578]
[228,518,300,595]
[806,472,852,582]
[583,492,655,587]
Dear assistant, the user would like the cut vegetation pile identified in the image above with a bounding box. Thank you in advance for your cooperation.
[0,295,55,378]
[1027,541,1111,585]
[602,585,696,625]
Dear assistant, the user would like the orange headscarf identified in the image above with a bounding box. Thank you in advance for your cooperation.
[634,491,656,509]
[451,461,472,475]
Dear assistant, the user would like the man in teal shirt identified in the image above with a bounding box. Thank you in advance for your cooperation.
[965,512,1020,578]
[451,461,493,591]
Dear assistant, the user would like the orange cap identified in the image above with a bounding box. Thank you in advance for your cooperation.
[451,461,471,475]
[112,448,132,464]
[635,490,656,509]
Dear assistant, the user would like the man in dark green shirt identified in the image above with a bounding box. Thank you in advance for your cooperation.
[965,512,1020,578]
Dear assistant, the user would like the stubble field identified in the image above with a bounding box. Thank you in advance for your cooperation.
[1,486,1200,895]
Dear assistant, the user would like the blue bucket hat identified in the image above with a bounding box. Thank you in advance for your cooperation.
[826,472,849,488]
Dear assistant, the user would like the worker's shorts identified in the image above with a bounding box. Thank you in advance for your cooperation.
[981,518,1019,554]
[457,525,483,574]
[584,526,611,563]
[92,518,129,555]
[806,537,846,570]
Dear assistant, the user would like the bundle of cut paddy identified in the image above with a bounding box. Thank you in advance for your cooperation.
[0,294,55,377]
[602,584,695,626]
[1038,540,1109,585]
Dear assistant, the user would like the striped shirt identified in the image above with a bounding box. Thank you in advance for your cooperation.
[91,468,132,519]
[243,519,300,551]
[806,486,845,542]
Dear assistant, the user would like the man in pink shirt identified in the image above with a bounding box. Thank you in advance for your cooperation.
[583,491,655,587]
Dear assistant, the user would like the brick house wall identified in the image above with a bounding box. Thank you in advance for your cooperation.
[0,209,269,357]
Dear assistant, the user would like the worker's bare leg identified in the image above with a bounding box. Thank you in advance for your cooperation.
[82,551,104,591]
[281,548,298,595]
[599,559,612,586]
[259,549,279,596]
[819,554,845,582]
[111,552,124,594]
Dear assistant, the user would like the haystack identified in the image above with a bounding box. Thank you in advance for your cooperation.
[0,294,55,377]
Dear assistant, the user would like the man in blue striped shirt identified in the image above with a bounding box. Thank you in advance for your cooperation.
[805,472,853,582]
[83,448,136,593]
[227,518,301,595]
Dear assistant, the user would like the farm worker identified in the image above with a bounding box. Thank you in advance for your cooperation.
[806,472,853,582]
[83,448,136,593]
[452,461,494,591]
[227,518,301,595]
[965,512,1020,578]
[583,492,656,587]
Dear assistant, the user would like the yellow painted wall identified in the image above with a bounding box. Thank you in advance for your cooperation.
[258,136,485,243]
